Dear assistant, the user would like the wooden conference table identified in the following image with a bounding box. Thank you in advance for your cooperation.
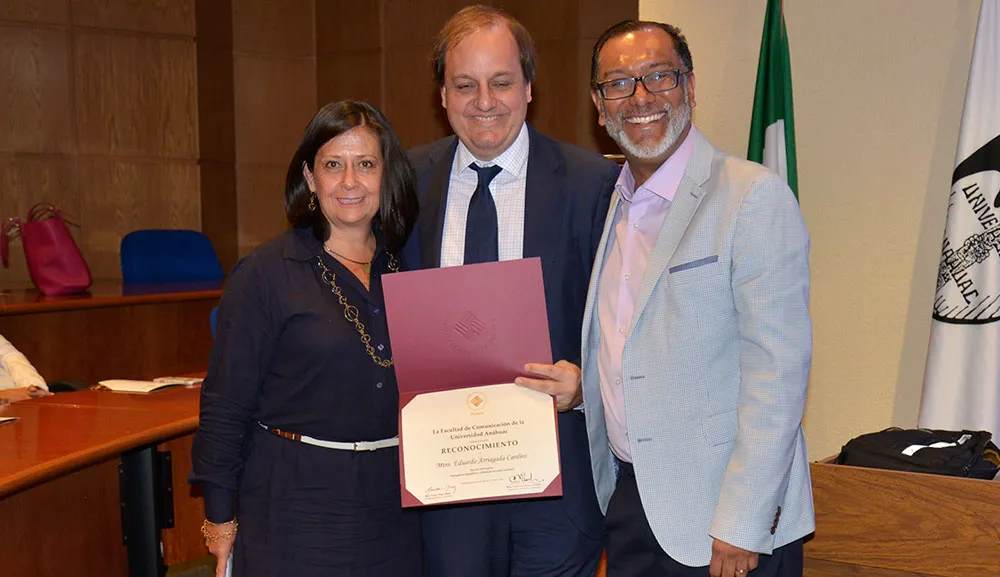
[0,281,219,577]
[0,387,205,576]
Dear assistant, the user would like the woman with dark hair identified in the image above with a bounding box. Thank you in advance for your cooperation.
[191,101,421,577]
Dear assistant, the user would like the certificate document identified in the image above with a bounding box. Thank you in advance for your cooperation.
[400,383,561,506]
[383,258,563,507]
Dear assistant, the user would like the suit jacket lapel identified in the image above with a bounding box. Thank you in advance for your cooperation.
[582,191,621,355]
[522,126,564,263]
[418,138,458,268]
[629,131,715,336]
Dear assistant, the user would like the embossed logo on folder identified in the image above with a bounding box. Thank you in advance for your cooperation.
[454,312,488,341]
[445,311,497,354]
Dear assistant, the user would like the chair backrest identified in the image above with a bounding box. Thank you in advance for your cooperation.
[120,229,224,284]
[210,305,219,340]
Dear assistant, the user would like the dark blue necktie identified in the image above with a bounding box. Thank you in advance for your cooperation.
[464,163,503,264]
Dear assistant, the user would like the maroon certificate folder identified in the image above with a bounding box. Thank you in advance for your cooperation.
[383,258,563,507]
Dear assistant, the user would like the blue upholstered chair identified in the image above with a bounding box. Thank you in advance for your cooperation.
[120,229,224,284]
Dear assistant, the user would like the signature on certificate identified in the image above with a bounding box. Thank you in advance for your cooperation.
[508,472,542,485]
[424,484,457,498]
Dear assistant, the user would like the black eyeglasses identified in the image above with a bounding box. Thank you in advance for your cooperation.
[595,69,689,100]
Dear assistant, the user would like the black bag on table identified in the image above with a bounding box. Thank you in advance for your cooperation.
[835,427,1000,480]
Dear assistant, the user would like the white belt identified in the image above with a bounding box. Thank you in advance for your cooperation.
[258,422,399,452]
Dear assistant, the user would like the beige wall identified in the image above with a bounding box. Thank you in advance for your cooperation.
[638,0,981,458]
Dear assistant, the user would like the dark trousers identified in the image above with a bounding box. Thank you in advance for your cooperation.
[605,462,803,577]
[422,498,602,577]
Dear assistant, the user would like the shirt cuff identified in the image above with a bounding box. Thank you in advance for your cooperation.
[202,485,237,523]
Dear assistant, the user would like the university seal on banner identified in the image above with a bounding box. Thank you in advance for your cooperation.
[933,135,1000,325]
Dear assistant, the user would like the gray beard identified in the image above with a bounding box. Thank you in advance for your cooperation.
[602,92,691,161]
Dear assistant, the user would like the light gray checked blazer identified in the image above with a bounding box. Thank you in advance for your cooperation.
[580,129,815,567]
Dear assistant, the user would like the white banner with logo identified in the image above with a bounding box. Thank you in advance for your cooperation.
[920,0,1000,437]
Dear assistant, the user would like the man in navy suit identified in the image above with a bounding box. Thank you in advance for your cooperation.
[403,6,619,576]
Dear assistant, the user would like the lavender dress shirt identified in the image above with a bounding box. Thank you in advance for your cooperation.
[596,129,697,462]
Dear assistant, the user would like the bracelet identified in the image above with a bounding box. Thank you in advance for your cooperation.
[201,518,238,542]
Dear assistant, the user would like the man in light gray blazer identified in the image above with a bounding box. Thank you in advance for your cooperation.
[580,19,813,577]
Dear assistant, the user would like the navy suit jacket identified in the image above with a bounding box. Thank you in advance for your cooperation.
[403,124,619,537]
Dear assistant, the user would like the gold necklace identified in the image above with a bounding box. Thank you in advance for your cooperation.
[322,244,372,266]
[323,244,373,275]
[315,252,399,367]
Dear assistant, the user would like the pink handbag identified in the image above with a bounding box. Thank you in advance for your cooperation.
[2,202,92,296]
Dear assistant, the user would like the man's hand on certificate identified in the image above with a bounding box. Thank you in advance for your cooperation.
[515,360,583,411]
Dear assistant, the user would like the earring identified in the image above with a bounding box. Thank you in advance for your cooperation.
[308,193,317,212]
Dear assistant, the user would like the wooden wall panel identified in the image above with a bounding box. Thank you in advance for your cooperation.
[317,49,382,107]
[197,47,237,163]
[2,2,202,285]
[235,162,290,253]
[0,0,68,25]
[194,0,233,50]
[577,0,631,38]
[316,0,382,109]
[0,156,80,221]
[233,0,314,57]
[381,0,463,147]
[228,0,316,258]
[195,0,238,272]
[316,0,381,54]
[78,158,200,277]
[528,39,583,145]
[383,0,469,49]
[74,31,198,159]
[383,47,450,148]
[200,160,239,273]
[233,55,316,165]
[0,459,128,577]
[0,25,74,154]
[70,0,196,36]
[1,0,636,285]
[503,0,576,42]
